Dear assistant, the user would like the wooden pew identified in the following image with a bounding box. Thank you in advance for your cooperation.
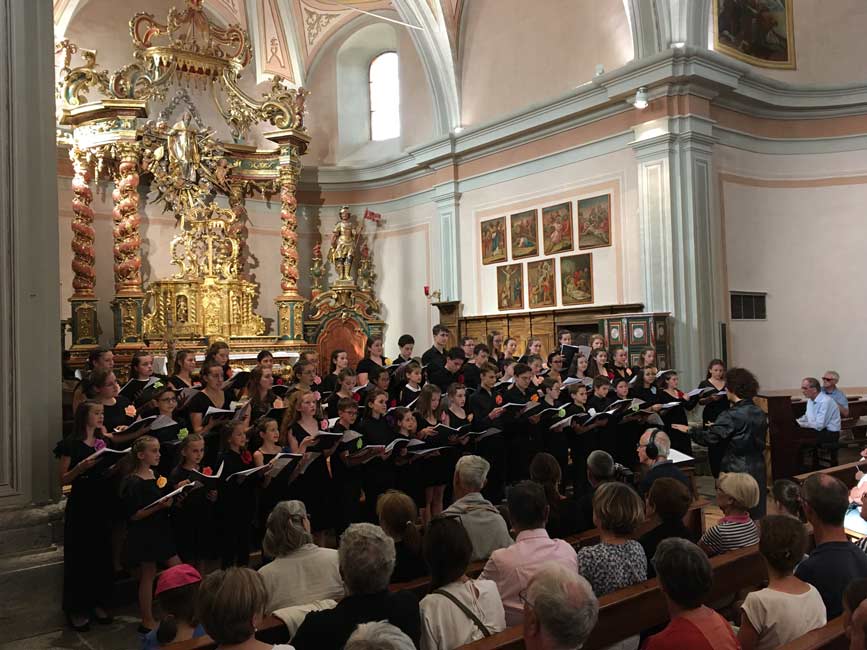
[777,617,848,650]
[458,545,766,650]
[163,615,288,650]
[794,461,862,489]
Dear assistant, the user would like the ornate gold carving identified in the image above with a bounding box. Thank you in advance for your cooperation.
[310,241,325,297]
[116,298,140,340]
[74,302,97,341]
[112,144,143,294]
[277,156,302,297]
[70,147,96,297]
[328,206,360,283]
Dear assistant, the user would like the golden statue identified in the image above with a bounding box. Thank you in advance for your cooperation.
[167,111,201,182]
[328,206,359,283]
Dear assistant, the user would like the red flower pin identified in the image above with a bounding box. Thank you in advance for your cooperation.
[353,392,361,402]
[202,467,213,476]
[495,395,503,406]
[240,450,252,465]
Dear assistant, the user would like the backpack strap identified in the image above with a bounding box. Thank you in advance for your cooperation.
[431,587,491,637]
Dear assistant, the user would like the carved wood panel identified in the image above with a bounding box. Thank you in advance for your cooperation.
[318,318,366,377]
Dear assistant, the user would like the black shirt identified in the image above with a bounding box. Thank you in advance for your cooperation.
[462,363,482,389]
[469,388,497,431]
[427,365,461,393]
[796,541,867,618]
[639,519,699,577]
[638,460,691,497]
[391,540,426,584]
[291,590,421,650]
[357,357,385,378]
[421,346,446,369]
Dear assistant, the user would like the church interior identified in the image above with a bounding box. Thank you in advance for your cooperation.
[1,0,867,648]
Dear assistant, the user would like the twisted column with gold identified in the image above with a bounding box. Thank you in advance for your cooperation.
[69,146,99,349]
[110,142,146,347]
[266,129,310,341]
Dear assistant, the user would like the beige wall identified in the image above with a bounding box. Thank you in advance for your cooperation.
[717,146,867,390]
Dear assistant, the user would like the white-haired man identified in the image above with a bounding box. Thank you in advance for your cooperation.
[637,428,691,497]
[523,562,599,650]
[442,455,513,560]
[821,370,849,417]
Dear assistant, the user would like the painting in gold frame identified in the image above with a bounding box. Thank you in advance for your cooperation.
[527,259,556,309]
[713,0,795,69]
[496,263,524,311]
[577,194,611,249]
[480,216,507,265]
[541,202,573,255]
[510,209,538,259]
[559,253,593,306]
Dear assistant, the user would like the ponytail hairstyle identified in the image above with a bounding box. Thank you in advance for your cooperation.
[376,490,421,556]
[250,417,278,453]
[530,452,562,515]
[172,349,195,376]
[218,420,246,452]
[329,349,347,374]
[86,347,111,371]
[364,387,389,414]
[204,341,230,366]
[155,580,201,645]
[389,406,412,430]
[117,435,159,488]
[175,433,204,469]
[84,368,115,398]
[415,384,443,421]
[770,479,805,521]
[129,349,154,381]
[71,400,106,441]
[199,359,224,387]
[336,367,357,386]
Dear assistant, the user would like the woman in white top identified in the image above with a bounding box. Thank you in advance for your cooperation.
[419,517,506,650]
[739,515,826,650]
[257,501,344,613]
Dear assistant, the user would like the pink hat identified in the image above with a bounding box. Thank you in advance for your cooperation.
[155,564,201,596]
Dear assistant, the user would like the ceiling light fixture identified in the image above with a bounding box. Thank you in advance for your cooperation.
[634,87,649,110]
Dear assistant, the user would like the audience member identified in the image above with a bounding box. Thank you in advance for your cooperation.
[842,579,867,650]
[796,474,867,618]
[442,455,512,561]
[797,376,842,466]
[644,539,739,650]
[639,478,697,577]
[636,429,690,497]
[522,563,599,650]
[738,515,826,650]
[575,450,616,531]
[767,479,805,520]
[197,567,295,650]
[699,472,760,556]
[821,370,850,417]
[377,490,425,584]
[690,367,767,516]
[480,481,578,626]
[529,452,580,539]
[419,517,506,649]
[291,523,421,650]
[144,564,205,650]
[257,500,344,613]
[345,621,416,650]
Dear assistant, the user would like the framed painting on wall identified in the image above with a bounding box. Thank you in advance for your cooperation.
[559,253,593,306]
[713,0,795,69]
[496,264,524,311]
[510,209,538,259]
[542,202,574,255]
[527,259,556,309]
[577,194,612,249]
[480,217,507,265]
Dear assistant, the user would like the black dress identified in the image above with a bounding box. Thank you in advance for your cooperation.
[468,387,506,504]
[325,391,355,419]
[53,438,114,616]
[537,400,569,487]
[122,475,176,565]
[320,373,340,396]
[103,396,134,438]
[657,390,698,455]
[216,449,258,567]
[248,391,278,424]
[291,422,336,532]
[500,385,538,484]
[186,389,235,467]
[169,465,216,563]
[168,375,196,391]
[359,414,396,520]
[331,421,365,533]
[698,379,729,477]
[356,357,385,379]
[414,412,449,491]
[391,540,425,583]
[255,448,292,543]
[563,402,590,495]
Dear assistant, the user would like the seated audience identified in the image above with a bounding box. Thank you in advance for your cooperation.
[639,478,697,577]
[377,490,426,584]
[345,621,416,650]
[636,429,691,497]
[291,523,421,650]
[843,579,867,650]
[522,563,599,650]
[197,567,295,650]
[575,450,616,531]
[419,517,506,649]
[144,564,205,650]
[442,455,512,561]
[480,481,578,626]
[797,376,842,465]
[821,370,850,417]
[766,479,804,520]
[257,500,344,613]
[644,538,739,650]
[529,452,580,539]
[698,472,760,556]
[796,474,867,618]
[738,515,826,650]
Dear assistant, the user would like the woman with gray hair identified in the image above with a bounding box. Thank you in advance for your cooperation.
[291,523,421,650]
[257,500,344,613]
[345,621,416,650]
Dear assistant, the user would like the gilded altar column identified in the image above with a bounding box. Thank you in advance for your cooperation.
[68,146,100,349]
[109,142,146,347]
[266,129,310,341]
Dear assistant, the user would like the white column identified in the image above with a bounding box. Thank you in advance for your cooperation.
[624,0,711,56]
[0,0,61,508]
[633,115,721,387]
[433,182,461,301]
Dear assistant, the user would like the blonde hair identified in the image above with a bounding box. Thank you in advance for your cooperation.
[718,472,760,510]
[376,490,421,556]
[592,481,644,536]
[197,568,267,645]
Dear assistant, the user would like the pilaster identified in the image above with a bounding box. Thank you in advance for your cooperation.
[433,182,461,302]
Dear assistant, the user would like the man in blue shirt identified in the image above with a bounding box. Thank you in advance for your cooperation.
[822,370,850,417]
[798,376,842,465]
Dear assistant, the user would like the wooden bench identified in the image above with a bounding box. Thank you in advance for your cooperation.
[777,617,847,650]
[794,461,861,489]
[163,614,288,650]
[458,545,766,650]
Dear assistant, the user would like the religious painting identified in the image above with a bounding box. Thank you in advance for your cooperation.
[480,217,507,265]
[510,209,538,259]
[713,0,795,69]
[577,194,612,249]
[559,253,593,306]
[496,264,524,311]
[527,259,556,309]
[542,202,574,255]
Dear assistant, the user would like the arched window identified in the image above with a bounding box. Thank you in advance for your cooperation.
[369,51,400,141]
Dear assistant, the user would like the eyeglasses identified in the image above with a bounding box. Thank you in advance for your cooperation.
[159,396,178,403]
[822,377,835,382]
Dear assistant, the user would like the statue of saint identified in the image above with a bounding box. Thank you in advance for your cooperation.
[328,206,358,282]
[167,111,200,182]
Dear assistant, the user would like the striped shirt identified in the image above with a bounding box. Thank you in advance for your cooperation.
[699,514,759,555]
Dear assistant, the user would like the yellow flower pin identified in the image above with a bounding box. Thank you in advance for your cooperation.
[156,476,167,489]
[178,428,189,440]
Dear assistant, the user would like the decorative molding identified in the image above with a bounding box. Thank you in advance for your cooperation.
[302,5,339,46]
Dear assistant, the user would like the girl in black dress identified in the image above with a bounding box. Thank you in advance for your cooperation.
[359,388,397,521]
[281,389,339,544]
[321,349,350,396]
[499,337,519,372]
[169,433,217,571]
[487,330,505,366]
[72,347,114,413]
[149,385,185,476]
[246,365,284,424]
[697,359,730,477]
[630,347,656,378]
[398,362,423,407]
[523,337,543,362]
[444,383,472,502]
[54,401,115,631]
[377,490,424,584]
[121,435,182,632]
[630,365,659,404]
[169,349,199,391]
[535,377,569,485]
[608,347,634,382]
[656,370,700,455]
[292,359,317,394]
[356,336,388,387]
[325,368,357,418]
[391,407,420,506]
[203,341,231,381]
[588,348,610,380]
[87,369,136,437]
[215,420,258,567]
[330,398,365,533]
[414,384,448,524]
[252,418,292,544]
[187,360,235,466]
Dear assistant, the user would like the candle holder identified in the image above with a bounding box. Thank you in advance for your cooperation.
[424,287,442,303]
